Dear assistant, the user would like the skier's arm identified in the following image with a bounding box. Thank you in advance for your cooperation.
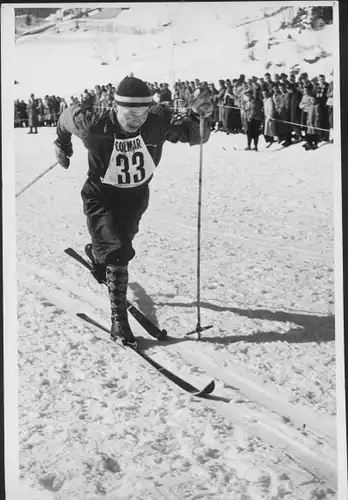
[56,104,97,143]
[151,89,213,146]
[167,108,212,146]
[54,104,101,168]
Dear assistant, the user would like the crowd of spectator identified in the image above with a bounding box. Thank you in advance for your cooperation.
[170,71,333,150]
[15,70,333,150]
[14,94,68,133]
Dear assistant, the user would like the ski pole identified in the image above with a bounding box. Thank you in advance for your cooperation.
[15,161,58,198]
[186,115,213,340]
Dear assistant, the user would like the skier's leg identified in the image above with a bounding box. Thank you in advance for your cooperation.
[105,263,137,344]
[107,194,149,344]
[85,211,136,344]
[84,188,149,344]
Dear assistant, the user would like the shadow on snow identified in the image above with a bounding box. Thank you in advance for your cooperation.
[129,281,161,327]
[163,300,335,344]
[129,284,334,345]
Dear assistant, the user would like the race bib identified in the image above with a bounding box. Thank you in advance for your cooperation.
[102,135,156,188]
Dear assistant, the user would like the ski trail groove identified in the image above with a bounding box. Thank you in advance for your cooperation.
[17,260,336,433]
[17,261,337,490]
[146,215,332,265]
[18,259,335,437]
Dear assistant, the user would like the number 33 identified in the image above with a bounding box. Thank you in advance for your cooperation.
[116,152,146,184]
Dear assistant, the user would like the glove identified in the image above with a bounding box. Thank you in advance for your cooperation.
[191,88,214,118]
[54,139,73,169]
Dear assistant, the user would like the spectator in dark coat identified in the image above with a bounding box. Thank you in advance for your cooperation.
[14,100,20,127]
[304,92,320,150]
[299,73,313,94]
[209,83,219,129]
[18,100,28,127]
[273,73,280,84]
[278,84,292,146]
[27,93,39,134]
[287,82,302,142]
[217,79,227,130]
[316,74,330,141]
[264,72,274,93]
[311,78,319,97]
[238,74,246,85]
[279,73,289,86]
[50,96,60,125]
[159,83,172,104]
[244,89,263,151]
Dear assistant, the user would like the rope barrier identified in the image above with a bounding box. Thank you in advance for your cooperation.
[269,117,330,133]
[216,103,331,133]
[14,110,63,124]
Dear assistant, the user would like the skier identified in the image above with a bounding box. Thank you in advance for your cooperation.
[54,74,213,346]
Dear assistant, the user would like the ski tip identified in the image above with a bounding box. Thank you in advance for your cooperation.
[195,379,215,397]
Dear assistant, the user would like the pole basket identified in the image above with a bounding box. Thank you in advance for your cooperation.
[185,323,213,340]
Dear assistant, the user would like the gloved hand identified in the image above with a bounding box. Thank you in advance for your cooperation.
[191,88,214,118]
[54,139,73,169]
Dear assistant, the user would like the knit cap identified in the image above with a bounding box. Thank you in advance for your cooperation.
[114,74,153,107]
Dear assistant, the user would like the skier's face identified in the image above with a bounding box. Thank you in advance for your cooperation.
[117,105,150,133]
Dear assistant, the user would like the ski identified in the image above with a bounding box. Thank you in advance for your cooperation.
[77,312,215,398]
[64,247,167,340]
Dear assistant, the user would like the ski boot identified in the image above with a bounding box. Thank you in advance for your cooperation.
[106,264,138,349]
[111,314,138,349]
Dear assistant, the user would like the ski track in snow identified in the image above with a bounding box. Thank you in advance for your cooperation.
[17,262,337,487]
[15,124,337,499]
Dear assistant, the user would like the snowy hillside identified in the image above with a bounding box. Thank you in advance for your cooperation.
[14,4,334,99]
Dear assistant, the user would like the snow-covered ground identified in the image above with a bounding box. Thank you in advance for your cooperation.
[15,126,336,499]
[12,3,340,500]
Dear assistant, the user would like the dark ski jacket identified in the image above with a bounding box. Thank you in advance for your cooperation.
[55,103,211,194]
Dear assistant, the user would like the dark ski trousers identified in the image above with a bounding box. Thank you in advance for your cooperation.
[81,178,150,266]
